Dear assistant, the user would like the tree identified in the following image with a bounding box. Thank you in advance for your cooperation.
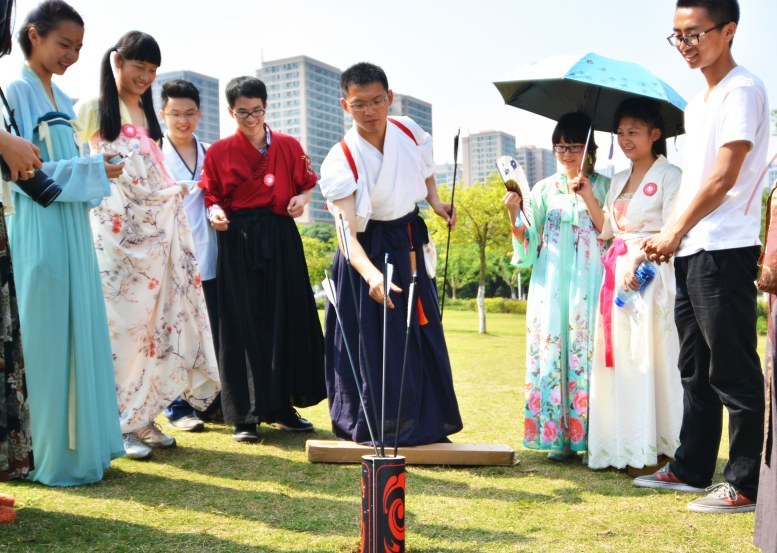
[427,175,512,333]
[489,251,520,299]
[299,222,336,243]
[301,235,335,287]
[427,236,480,300]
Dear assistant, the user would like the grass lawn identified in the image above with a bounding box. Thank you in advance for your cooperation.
[0,311,764,552]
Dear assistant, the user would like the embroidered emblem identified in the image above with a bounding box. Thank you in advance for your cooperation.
[643,182,658,196]
[121,124,138,138]
[264,173,275,187]
[302,154,313,176]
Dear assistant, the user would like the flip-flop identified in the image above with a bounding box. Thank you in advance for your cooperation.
[0,505,16,524]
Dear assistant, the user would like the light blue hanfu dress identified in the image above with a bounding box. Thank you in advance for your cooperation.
[511,172,609,453]
[4,65,124,486]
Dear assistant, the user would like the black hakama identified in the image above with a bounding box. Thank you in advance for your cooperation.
[325,208,463,446]
[217,208,325,424]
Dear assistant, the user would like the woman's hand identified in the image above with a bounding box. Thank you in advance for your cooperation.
[570,174,594,201]
[623,250,647,291]
[0,132,42,181]
[503,191,521,221]
[102,152,124,179]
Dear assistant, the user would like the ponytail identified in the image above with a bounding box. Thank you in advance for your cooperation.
[98,48,121,142]
[97,31,162,142]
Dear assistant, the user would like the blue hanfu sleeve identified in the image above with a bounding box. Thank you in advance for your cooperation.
[511,179,547,269]
[5,79,110,207]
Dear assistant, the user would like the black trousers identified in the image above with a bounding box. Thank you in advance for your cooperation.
[670,247,765,499]
[217,209,325,425]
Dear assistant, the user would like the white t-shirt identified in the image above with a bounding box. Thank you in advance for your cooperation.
[161,133,218,281]
[674,66,770,257]
[319,116,434,231]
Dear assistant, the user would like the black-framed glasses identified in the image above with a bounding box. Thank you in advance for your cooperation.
[553,144,585,154]
[344,95,388,112]
[232,108,266,120]
[667,22,727,47]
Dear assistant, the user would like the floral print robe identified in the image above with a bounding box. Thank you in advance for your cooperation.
[77,100,219,434]
[512,172,609,451]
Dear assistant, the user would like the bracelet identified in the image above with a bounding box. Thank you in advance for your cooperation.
[207,204,223,221]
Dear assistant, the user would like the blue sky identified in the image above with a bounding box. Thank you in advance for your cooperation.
[1,0,775,171]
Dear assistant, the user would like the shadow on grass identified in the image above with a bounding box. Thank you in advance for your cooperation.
[178,421,336,453]
[410,520,533,549]
[6,507,291,552]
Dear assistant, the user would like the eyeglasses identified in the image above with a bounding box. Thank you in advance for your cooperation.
[232,108,266,120]
[553,144,585,154]
[666,22,727,47]
[344,95,388,112]
[163,110,199,120]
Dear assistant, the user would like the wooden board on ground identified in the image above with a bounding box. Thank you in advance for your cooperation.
[305,440,517,466]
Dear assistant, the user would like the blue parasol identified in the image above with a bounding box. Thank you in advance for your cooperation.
[493,52,687,136]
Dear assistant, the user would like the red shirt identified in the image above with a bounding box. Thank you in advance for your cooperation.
[201,127,317,216]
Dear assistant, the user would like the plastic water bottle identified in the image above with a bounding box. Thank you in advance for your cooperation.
[614,261,657,307]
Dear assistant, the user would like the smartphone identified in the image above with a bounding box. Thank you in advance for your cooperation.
[107,154,124,165]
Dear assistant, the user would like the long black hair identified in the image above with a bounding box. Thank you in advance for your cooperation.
[0,0,14,56]
[98,30,161,142]
[613,98,667,158]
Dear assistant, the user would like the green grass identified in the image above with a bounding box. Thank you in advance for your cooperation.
[0,311,764,552]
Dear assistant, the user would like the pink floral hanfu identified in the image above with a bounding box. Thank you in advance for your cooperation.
[77,109,219,433]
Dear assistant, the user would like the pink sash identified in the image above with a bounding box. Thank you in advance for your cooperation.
[599,238,628,368]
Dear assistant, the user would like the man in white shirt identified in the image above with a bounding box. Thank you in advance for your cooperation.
[319,62,463,447]
[635,0,768,514]
[159,80,221,432]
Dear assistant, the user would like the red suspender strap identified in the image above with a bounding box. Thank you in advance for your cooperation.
[340,119,416,183]
[340,139,359,182]
[388,118,418,145]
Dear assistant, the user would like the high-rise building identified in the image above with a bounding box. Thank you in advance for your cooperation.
[343,92,433,137]
[434,163,462,187]
[461,131,516,186]
[768,163,777,189]
[389,93,432,135]
[515,146,557,188]
[258,55,343,224]
[152,70,220,144]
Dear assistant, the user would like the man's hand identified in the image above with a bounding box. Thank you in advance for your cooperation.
[642,230,680,264]
[366,271,402,308]
[209,207,230,231]
[287,193,308,218]
[429,198,456,229]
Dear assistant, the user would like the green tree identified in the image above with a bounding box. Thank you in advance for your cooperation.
[436,243,480,300]
[301,235,335,287]
[427,175,512,333]
[489,251,521,299]
[299,222,336,243]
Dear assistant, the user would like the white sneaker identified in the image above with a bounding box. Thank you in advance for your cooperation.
[169,415,205,432]
[136,422,177,448]
[123,433,153,460]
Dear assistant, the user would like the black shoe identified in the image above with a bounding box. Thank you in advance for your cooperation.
[273,409,314,432]
[232,423,259,443]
